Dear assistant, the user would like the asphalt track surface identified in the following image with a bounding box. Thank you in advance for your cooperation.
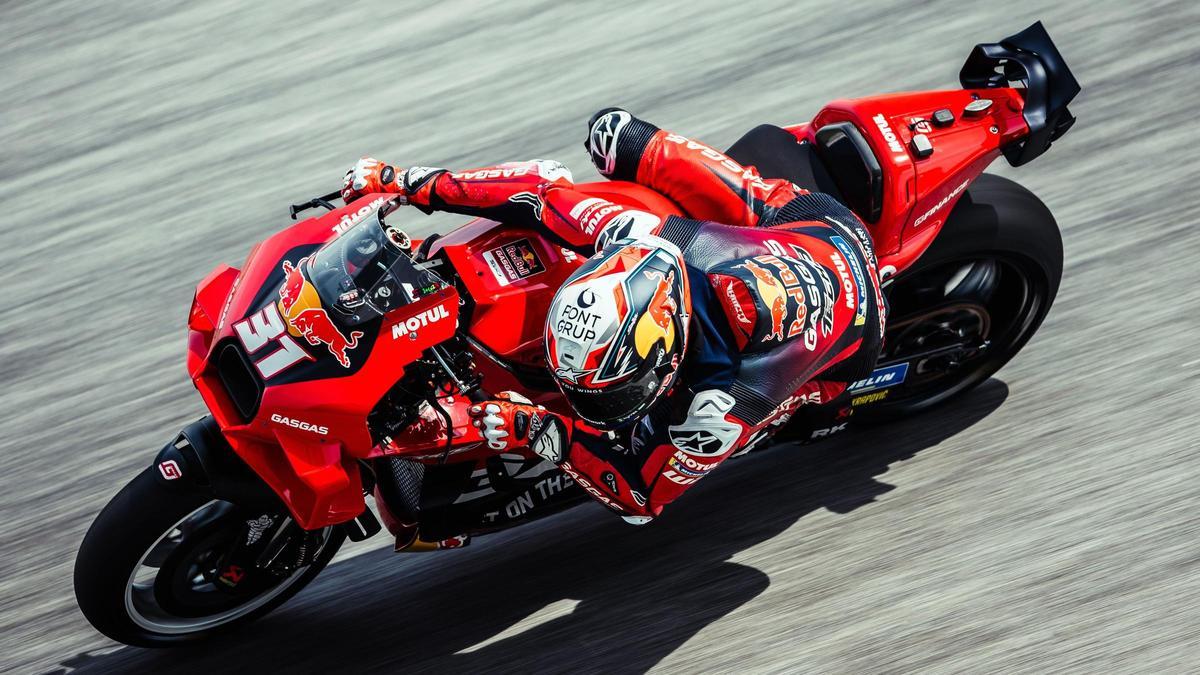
[3,1,1199,673]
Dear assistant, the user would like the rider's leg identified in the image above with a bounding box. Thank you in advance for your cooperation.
[584,107,804,227]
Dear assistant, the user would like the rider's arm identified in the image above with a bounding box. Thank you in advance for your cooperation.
[557,392,762,519]
[401,160,566,229]
[402,161,667,251]
[470,393,762,520]
[558,374,851,520]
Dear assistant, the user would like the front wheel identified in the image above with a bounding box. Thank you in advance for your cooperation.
[74,467,344,647]
[856,173,1064,419]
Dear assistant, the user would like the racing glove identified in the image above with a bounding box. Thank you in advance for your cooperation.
[341,157,405,203]
[468,392,569,462]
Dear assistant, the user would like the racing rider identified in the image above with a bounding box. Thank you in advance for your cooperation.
[341,108,885,524]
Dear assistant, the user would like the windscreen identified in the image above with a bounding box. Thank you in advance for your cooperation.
[306,210,446,325]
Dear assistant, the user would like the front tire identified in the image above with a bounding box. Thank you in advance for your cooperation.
[858,173,1064,419]
[74,467,344,647]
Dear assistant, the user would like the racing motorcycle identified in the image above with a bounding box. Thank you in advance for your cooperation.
[75,22,1079,646]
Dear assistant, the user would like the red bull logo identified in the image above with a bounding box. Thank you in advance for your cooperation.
[289,308,362,368]
[724,281,753,326]
[277,260,363,368]
[735,260,787,341]
[519,245,536,268]
[279,259,307,310]
[634,269,677,358]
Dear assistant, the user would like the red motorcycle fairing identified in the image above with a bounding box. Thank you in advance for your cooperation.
[785,86,1028,275]
[185,183,677,529]
[187,195,460,528]
[187,263,240,376]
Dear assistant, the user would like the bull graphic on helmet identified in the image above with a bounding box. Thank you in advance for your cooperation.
[545,238,691,430]
[634,269,677,358]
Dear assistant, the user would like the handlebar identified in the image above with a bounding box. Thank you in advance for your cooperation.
[288,190,344,220]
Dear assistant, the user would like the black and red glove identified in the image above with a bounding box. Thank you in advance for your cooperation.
[341,157,405,203]
[468,392,570,463]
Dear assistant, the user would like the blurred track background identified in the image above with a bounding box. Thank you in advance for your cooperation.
[3,0,1199,672]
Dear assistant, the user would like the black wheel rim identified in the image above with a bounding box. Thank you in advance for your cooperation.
[871,255,1048,410]
[124,501,329,635]
[153,507,279,618]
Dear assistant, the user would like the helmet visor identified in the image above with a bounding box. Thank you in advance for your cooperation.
[559,353,674,430]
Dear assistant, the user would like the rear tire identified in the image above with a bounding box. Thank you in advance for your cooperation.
[857,173,1063,420]
[74,467,344,647]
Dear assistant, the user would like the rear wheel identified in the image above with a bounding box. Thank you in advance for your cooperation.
[74,467,344,647]
[856,173,1063,419]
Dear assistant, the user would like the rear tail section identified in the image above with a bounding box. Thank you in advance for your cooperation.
[959,21,1081,166]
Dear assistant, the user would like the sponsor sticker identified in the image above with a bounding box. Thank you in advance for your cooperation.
[851,390,890,406]
[502,473,575,519]
[913,179,970,228]
[765,390,823,427]
[271,259,362,370]
[732,252,829,350]
[601,471,620,494]
[270,413,329,435]
[482,238,546,286]
[662,133,773,190]
[452,166,533,180]
[810,422,849,439]
[560,462,625,513]
[848,363,909,393]
[724,281,752,326]
[872,113,906,157]
[668,450,717,478]
[664,470,697,486]
[158,460,182,480]
[332,197,386,235]
[830,235,869,326]
[284,306,361,369]
[245,515,275,544]
[390,304,451,339]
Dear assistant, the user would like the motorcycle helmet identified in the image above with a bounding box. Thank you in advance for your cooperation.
[545,236,691,430]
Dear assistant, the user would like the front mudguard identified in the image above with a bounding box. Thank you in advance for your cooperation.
[152,416,284,510]
[152,416,382,540]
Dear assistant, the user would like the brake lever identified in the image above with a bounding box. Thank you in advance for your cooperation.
[288,190,344,220]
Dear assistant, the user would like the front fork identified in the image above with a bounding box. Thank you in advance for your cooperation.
[208,515,326,591]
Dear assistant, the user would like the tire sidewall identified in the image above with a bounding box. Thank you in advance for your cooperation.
[74,466,344,647]
[906,173,1063,298]
[859,173,1064,420]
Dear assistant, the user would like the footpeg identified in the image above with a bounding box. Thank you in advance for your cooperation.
[394,531,470,553]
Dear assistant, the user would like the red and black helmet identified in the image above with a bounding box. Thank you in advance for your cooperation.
[545,237,691,430]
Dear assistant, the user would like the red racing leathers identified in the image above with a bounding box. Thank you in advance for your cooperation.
[357,110,885,521]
